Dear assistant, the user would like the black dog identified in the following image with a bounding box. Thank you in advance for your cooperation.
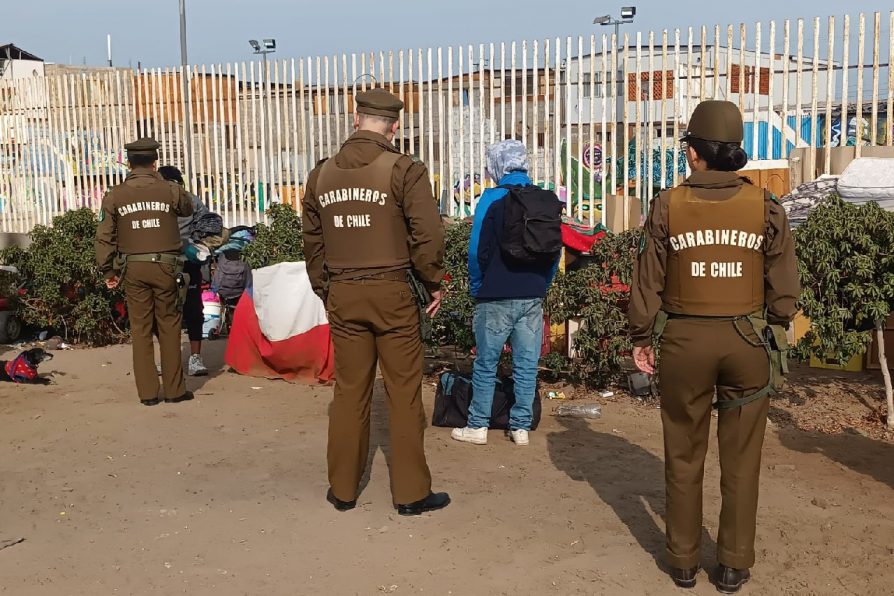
[0,348,54,384]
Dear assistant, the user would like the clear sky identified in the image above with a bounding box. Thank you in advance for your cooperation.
[2,0,891,69]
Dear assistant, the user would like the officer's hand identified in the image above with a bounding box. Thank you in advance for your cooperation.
[105,276,120,290]
[426,290,443,318]
[633,345,655,375]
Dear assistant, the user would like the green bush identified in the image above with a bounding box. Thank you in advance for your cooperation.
[793,195,894,362]
[243,203,304,269]
[428,220,477,352]
[0,208,126,345]
[545,229,640,388]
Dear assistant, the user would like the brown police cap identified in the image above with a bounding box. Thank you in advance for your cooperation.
[125,137,160,156]
[355,88,403,118]
[682,100,744,143]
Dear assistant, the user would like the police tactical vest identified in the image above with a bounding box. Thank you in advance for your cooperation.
[114,180,183,255]
[662,183,765,316]
[314,152,411,270]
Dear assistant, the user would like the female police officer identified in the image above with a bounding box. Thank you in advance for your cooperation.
[628,100,799,593]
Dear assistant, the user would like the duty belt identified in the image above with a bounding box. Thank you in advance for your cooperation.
[651,309,790,411]
[119,252,189,308]
[329,267,408,282]
[124,252,182,266]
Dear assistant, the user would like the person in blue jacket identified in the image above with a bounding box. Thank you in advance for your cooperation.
[452,140,560,446]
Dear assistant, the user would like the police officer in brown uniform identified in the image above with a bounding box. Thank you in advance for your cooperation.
[95,138,195,406]
[628,101,799,593]
[302,89,450,516]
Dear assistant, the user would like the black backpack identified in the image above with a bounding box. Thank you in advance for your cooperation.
[499,185,564,264]
[432,371,542,431]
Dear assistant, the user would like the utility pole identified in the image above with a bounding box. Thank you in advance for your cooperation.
[179,0,193,181]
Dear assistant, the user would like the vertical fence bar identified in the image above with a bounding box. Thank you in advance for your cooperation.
[795,20,804,150]
[500,42,506,142]
[184,66,197,191]
[542,40,549,182]
[280,61,292,212]
[647,31,655,206]
[275,59,285,204]
[660,30,668,191]
[738,24,746,115]
[622,35,629,228]
[220,65,232,223]
[427,48,435,189]
[297,59,309,215]
[634,34,642,203]
[437,48,445,206]
[889,11,894,148]
[225,65,237,222]
[767,21,776,160]
[522,41,529,149]
[699,26,707,101]
[416,49,424,164]
[588,34,595,224]
[871,12,880,147]
[600,33,608,226]
[554,38,562,208]
[467,44,475,212]
[809,18,820,176]
[478,44,486,195]
[673,29,681,185]
[856,13,865,158]
[713,25,721,99]
[209,65,222,215]
[580,35,593,221]
[510,42,517,140]
[235,62,246,224]
[782,21,791,158]
[458,45,465,216]
[532,40,540,185]
[447,46,455,216]
[248,62,260,222]
[725,25,734,100]
[825,17,835,174]
[752,23,761,159]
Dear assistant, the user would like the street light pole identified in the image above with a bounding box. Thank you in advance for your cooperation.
[179,0,193,182]
[249,39,276,209]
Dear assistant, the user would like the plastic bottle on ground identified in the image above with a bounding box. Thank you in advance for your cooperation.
[554,403,603,419]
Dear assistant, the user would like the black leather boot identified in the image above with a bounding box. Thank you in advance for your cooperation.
[326,488,356,512]
[716,565,750,593]
[670,566,699,589]
[395,492,450,516]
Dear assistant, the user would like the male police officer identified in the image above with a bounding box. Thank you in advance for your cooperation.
[302,88,449,516]
[629,101,799,593]
[96,138,194,406]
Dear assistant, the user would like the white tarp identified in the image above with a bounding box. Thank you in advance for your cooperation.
[250,261,328,342]
[837,158,894,210]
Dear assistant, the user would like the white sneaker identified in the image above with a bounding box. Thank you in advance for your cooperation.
[509,429,530,446]
[187,354,208,377]
[451,427,488,445]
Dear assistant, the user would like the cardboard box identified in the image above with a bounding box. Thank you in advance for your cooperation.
[600,194,643,233]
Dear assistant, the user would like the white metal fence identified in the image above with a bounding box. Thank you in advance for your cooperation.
[1,12,892,233]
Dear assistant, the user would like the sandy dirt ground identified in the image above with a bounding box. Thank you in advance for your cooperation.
[1,340,892,596]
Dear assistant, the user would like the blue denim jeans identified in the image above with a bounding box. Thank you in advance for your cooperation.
[468,298,543,430]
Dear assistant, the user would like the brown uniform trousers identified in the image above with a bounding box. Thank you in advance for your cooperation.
[124,260,186,400]
[326,277,431,505]
[659,317,770,570]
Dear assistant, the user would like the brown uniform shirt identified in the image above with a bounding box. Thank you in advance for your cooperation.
[629,170,800,347]
[95,167,194,278]
[302,130,445,297]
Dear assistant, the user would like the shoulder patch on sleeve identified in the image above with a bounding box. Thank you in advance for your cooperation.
[98,208,105,223]
[638,232,647,254]
[315,158,328,167]
[768,192,781,205]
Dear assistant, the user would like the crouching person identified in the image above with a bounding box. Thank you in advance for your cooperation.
[452,140,561,446]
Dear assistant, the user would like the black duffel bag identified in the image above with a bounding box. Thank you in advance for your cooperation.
[432,371,542,430]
